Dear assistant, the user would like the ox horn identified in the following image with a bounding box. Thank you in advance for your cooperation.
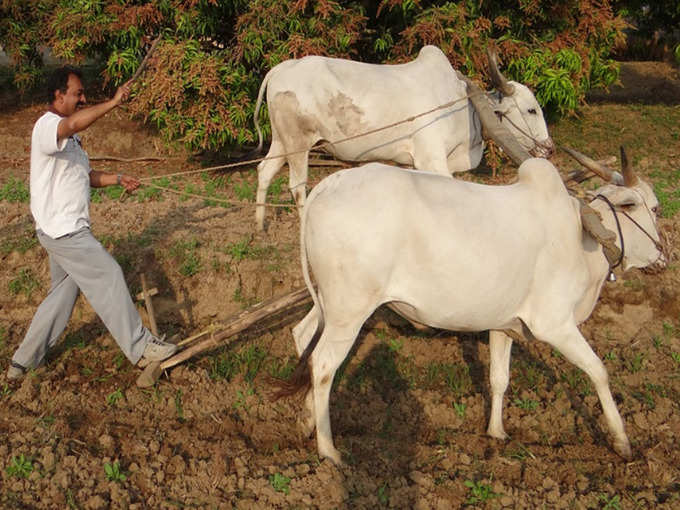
[560,145,617,182]
[487,46,515,97]
[620,146,638,187]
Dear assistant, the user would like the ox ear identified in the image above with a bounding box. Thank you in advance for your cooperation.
[597,185,642,208]
[486,46,515,97]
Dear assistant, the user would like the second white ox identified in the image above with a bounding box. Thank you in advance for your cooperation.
[283,154,664,464]
[253,45,554,230]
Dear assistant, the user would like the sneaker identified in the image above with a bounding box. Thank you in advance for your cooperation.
[139,335,177,365]
[6,362,26,381]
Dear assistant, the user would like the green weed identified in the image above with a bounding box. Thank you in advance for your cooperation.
[103,461,127,482]
[114,253,133,273]
[6,454,33,479]
[104,185,126,200]
[631,389,655,409]
[652,170,680,218]
[662,322,675,337]
[267,357,296,379]
[181,182,198,201]
[377,483,389,505]
[226,237,252,261]
[671,352,680,365]
[169,239,202,276]
[0,177,29,203]
[233,181,255,201]
[66,488,78,509]
[137,177,172,202]
[464,479,498,504]
[599,493,622,510]
[175,389,184,421]
[0,232,38,255]
[113,353,125,370]
[209,344,267,383]
[387,338,403,352]
[269,176,287,197]
[506,443,535,461]
[37,415,55,427]
[8,268,41,298]
[514,398,539,411]
[442,363,471,397]
[63,332,86,350]
[453,401,467,418]
[512,359,544,390]
[233,387,254,411]
[201,176,230,207]
[561,368,592,396]
[106,389,124,407]
[628,353,645,373]
[269,472,291,495]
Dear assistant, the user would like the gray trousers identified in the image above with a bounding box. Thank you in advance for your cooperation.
[12,227,152,369]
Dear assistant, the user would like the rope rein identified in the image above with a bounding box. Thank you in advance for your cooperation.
[594,193,667,270]
[138,94,474,185]
[594,194,625,269]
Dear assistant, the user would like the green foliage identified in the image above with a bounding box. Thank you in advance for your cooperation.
[8,268,40,298]
[0,231,38,255]
[508,48,618,117]
[0,177,29,203]
[464,479,498,504]
[106,388,124,407]
[513,397,539,411]
[209,344,267,383]
[169,239,202,276]
[269,472,291,495]
[1,0,626,150]
[233,181,255,202]
[599,492,622,510]
[6,455,33,479]
[103,461,127,482]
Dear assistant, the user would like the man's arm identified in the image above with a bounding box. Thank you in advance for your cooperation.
[90,171,140,192]
[57,81,132,142]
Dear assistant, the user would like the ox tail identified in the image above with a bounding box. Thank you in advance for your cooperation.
[271,190,325,400]
[253,67,275,154]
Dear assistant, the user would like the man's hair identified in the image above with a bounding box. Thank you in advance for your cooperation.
[46,66,83,104]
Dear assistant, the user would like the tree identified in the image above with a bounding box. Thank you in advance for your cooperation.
[0,0,627,152]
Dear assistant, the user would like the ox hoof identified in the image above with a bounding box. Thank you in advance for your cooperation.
[319,446,343,466]
[614,438,632,460]
[486,427,508,441]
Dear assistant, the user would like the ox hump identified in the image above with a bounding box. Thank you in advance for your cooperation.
[517,158,568,198]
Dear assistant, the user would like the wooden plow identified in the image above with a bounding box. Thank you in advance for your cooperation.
[135,286,312,387]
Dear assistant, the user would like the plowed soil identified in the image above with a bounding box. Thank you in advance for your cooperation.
[1,62,679,509]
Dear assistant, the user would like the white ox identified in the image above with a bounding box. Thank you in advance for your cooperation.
[282,153,665,464]
[253,45,555,230]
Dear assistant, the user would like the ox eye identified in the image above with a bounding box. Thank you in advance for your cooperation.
[528,108,537,114]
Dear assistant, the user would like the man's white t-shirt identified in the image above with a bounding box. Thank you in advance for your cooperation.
[30,111,91,238]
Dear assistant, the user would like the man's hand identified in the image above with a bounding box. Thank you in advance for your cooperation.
[90,170,141,191]
[113,80,133,106]
[119,174,140,192]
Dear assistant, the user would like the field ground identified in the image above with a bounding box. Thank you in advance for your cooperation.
[1,62,679,509]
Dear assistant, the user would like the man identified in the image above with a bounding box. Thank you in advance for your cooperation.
[7,66,177,380]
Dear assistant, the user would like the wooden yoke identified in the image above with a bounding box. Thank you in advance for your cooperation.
[457,69,621,266]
